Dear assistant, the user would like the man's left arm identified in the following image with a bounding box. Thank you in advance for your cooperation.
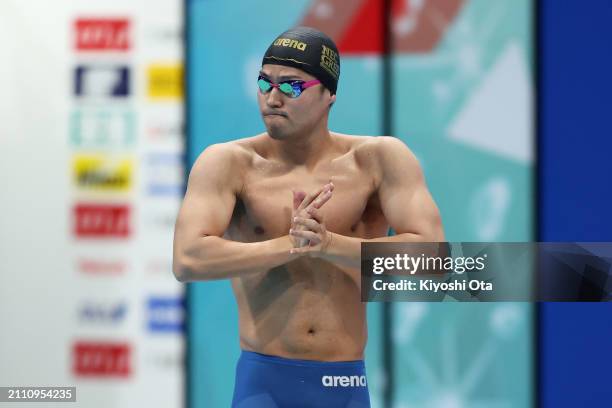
[290,137,445,269]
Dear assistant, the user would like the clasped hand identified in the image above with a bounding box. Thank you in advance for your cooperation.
[289,182,333,256]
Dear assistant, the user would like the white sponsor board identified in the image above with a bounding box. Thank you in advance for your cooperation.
[0,1,184,407]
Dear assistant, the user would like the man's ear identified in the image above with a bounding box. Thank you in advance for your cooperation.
[329,93,336,108]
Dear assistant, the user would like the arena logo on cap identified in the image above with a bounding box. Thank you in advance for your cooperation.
[320,45,339,79]
[273,38,307,51]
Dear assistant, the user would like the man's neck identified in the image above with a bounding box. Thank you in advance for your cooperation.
[270,128,336,169]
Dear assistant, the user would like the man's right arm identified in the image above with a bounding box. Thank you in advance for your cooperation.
[172,143,295,282]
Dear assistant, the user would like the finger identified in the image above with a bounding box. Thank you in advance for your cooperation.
[297,186,324,211]
[311,189,332,209]
[297,183,332,211]
[289,229,321,243]
[306,207,323,223]
[292,190,306,211]
[290,246,311,255]
[293,217,321,232]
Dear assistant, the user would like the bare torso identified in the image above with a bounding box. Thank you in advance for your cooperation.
[224,133,389,361]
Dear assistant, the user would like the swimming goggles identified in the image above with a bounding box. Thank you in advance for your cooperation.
[257,75,321,98]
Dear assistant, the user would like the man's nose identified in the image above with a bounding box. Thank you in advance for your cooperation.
[266,87,284,108]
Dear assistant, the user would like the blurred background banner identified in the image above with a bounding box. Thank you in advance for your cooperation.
[388,1,534,407]
[0,0,184,407]
[186,0,533,407]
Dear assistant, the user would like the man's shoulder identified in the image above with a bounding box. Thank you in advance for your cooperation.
[190,135,265,187]
[338,135,421,187]
[337,134,411,162]
[196,134,264,165]
[359,135,408,151]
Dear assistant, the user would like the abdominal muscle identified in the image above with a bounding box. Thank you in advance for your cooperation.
[232,258,367,361]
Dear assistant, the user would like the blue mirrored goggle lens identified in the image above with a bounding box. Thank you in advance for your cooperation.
[257,78,272,93]
[279,82,295,96]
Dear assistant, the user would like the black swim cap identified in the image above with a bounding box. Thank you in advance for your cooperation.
[262,27,340,95]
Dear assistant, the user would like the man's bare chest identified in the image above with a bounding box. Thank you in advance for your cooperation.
[227,166,380,240]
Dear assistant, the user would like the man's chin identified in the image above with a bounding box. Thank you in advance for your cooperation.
[265,125,290,140]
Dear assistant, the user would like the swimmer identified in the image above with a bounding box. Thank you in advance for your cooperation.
[173,26,445,407]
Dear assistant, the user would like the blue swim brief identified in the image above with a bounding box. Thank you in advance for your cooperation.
[232,350,371,408]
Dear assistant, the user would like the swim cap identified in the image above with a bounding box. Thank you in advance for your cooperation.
[262,27,340,95]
